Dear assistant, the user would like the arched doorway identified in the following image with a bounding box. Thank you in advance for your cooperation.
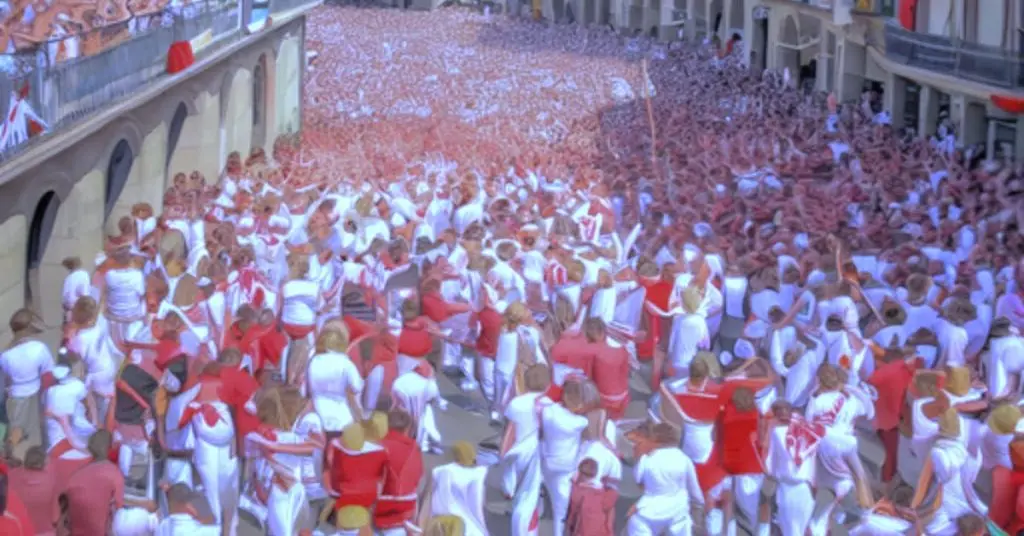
[727,0,742,38]
[709,0,723,40]
[776,14,800,84]
[252,56,267,151]
[25,191,60,309]
[166,103,188,183]
[105,140,134,223]
[691,0,707,40]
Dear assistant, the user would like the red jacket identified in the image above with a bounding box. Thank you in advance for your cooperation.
[327,439,389,510]
[375,431,424,529]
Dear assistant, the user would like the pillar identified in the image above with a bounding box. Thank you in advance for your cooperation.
[886,73,907,130]
[1016,117,1024,160]
[816,33,829,93]
[742,2,754,67]
[919,85,939,138]
[962,101,987,148]
[987,119,997,159]
[720,0,730,41]
[765,7,776,70]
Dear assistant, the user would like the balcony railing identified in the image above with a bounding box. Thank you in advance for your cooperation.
[0,0,243,162]
[850,0,895,16]
[884,22,1024,90]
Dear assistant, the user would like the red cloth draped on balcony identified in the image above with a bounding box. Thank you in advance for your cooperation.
[166,41,195,74]
[992,95,1024,115]
[898,0,917,30]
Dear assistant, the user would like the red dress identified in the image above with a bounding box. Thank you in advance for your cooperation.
[565,483,617,536]
[719,386,764,476]
[327,439,389,510]
[375,431,424,529]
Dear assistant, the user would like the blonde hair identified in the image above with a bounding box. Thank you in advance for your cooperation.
[256,386,306,431]
[288,254,311,280]
[425,516,465,536]
[451,441,476,467]
[503,302,530,330]
[363,411,389,441]
[316,326,350,354]
[335,506,370,530]
[681,285,702,314]
[341,422,366,451]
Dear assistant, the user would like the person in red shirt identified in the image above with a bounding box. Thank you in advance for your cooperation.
[420,277,475,375]
[564,458,617,536]
[374,410,424,533]
[636,261,674,390]
[396,300,434,372]
[718,380,770,536]
[548,322,596,403]
[255,308,288,378]
[222,305,273,372]
[8,447,58,536]
[344,315,398,376]
[324,422,389,515]
[475,284,506,417]
[0,462,35,536]
[867,345,922,484]
[585,319,631,419]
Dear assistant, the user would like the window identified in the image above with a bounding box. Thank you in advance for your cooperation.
[105,140,134,223]
[252,63,264,128]
[962,0,978,42]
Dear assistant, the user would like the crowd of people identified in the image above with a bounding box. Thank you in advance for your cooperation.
[3,3,1024,535]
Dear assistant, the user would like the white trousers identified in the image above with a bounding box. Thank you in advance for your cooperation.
[627,512,693,536]
[542,468,573,536]
[267,482,310,536]
[775,481,814,536]
[195,442,240,536]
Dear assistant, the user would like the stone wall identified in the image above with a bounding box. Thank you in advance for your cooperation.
[0,16,308,347]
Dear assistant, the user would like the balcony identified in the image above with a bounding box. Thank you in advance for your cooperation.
[850,0,895,17]
[884,22,1024,90]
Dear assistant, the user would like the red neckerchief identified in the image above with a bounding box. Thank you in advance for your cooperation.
[178,402,222,428]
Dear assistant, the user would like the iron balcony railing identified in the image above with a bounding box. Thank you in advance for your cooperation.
[0,0,243,163]
[884,21,1024,90]
[850,0,895,16]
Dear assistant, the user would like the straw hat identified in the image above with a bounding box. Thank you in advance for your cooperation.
[880,297,906,326]
[945,366,971,397]
[988,404,1022,435]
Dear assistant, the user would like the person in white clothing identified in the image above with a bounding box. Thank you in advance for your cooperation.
[155,483,221,536]
[1,308,55,457]
[627,423,705,535]
[501,364,551,536]
[65,296,121,421]
[764,400,817,536]
[44,360,97,454]
[424,441,489,536]
[539,379,590,536]
[391,364,444,454]
[305,328,364,433]
[61,256,91,324]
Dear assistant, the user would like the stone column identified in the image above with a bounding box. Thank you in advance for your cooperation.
[816,33,829,93]
[886,73,906,131]
[1016,117,1024,160]
[962,101,987,148]
[918,85,940,138]
[986,118,996,159]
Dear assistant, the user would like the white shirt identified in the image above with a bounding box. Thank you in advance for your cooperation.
[280,279,320,326]
[305,351,364,432]
[504,391,544,441]
[45,377,93,450]
[0,339,54,398]
[766,425,815,484]
[155,513,220,535]
[539,403,588,473]
[105,267,146,320]
[62,269,91,310]
[634,447,704,519]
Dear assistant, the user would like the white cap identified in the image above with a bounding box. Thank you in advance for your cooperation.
[734,339,756,359]
[719,351,734,366]
[743,320,769,340]
[52,365,70,381]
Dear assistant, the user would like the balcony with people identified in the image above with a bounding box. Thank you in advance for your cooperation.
[882,0,1024,91]
[0,0,312,163]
